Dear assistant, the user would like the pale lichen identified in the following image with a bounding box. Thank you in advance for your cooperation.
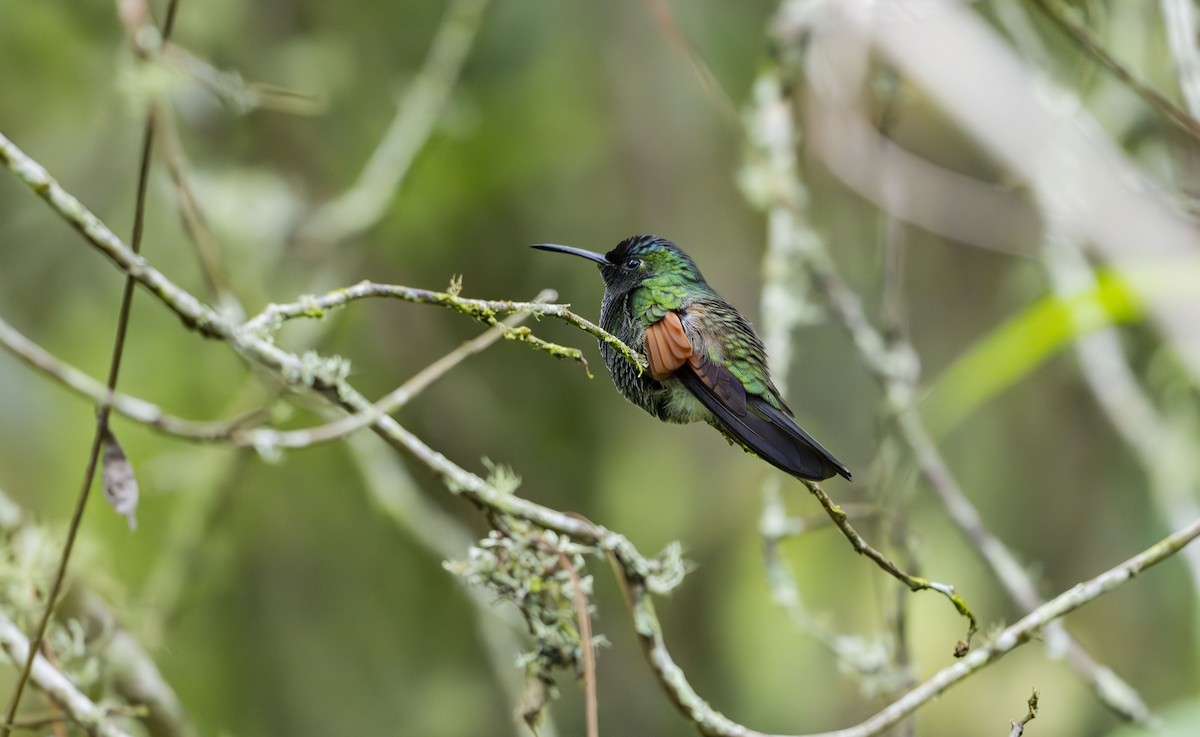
[445,520,604,712]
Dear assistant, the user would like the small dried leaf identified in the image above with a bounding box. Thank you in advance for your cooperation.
[101,429,139,531]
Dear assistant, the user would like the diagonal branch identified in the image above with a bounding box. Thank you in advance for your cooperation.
[1027,0,1200,143]
[0,612,136,737]
[633,515,1200,737]
[741,0,1157,721]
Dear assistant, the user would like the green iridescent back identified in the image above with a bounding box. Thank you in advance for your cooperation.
[688,297,784,410]
[612,238,785,412]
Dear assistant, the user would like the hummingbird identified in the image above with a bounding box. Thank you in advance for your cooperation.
[533,234,851,482]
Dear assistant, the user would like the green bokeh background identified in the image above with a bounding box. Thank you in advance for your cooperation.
[1,2,1197,736]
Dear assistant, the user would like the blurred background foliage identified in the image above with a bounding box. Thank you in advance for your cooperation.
[0,1,1198,736]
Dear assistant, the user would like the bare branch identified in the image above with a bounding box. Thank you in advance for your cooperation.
[801,479,978,652]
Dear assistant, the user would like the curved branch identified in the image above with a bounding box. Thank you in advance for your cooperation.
[244,280,645,375]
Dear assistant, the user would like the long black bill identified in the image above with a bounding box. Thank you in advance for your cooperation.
[531,243,610,265]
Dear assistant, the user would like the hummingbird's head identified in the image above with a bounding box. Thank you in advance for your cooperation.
[532,234,703,294]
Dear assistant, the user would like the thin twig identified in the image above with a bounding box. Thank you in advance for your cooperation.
[1026,0,1200,144]
[162,43,322,116]
[153,104,231,299]
[1008,689,1039,737]
[556,552,599,737]
[762,505,881,541]
[0,2,182,730]
[643,0,739,125]
[802,479,978,652]
[760,486,894,678]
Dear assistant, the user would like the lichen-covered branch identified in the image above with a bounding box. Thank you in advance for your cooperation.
[0,130,228,341]
[746,0,1156,722]
[244,280,645,376]
[243,290,556,449]
[626,515,1200,737]
[744,24,974,654]
[0,612,136,737]
[802,479,977,654]
[0,311,259,441]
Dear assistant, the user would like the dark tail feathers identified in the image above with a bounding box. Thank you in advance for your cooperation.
[678,371,851,482]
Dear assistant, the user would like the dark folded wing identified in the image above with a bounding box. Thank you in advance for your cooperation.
[676,356,852,482]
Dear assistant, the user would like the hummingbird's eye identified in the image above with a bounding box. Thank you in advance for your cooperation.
[624,258,642,271]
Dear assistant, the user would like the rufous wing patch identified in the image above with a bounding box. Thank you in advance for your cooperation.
[645,311,694,381]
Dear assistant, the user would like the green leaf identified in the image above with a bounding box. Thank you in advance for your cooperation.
[922,272,1143,436]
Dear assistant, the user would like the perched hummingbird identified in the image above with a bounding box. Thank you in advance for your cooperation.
[533,234,851,482]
